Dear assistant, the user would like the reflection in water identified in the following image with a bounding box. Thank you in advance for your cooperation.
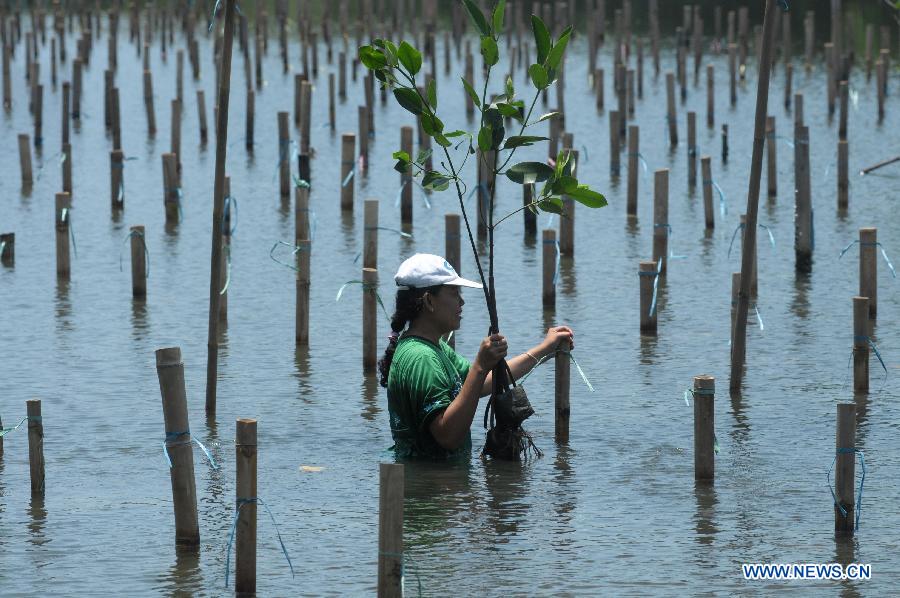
[639,333,658,367]
[541,308,556,335]
[791,270,812,320]
[852,391,869,447]
[560,256,576,296]
[693,482,719,547]
[834,537,862,598]
[403,459,475,548]
[54,279,73,331]
[27,495,48,548]
[361,373,382,422]
[279,192,291,223]
[293,345,314,402]
[550,445,577,540]
[202,416,226,508]
[130,298,150,340]
[482,458,533,539]
[160,544,202,598]
[341,210,355,252]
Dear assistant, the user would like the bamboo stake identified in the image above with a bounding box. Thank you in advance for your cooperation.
[205,0,237,415]
[18,134,32,186]
[652,169,669,277]
[665,73,677,146]
[639,261,657,334]
[687,112,697,188]
[731,0,779,392]
[766,116,776,197]
[62,142,72,193]
[706,64,714,128]
[363,267,378,371]
[794,126,812,272]
[27,399,44,495]
[400,127,413,224]
[0,232,14,267]
[838,140,848,210]
[834,403,856,535]
[701,156,714,229]
[155,347,200,545]
[626,125,638,217]
[235,418,257,594]
[859,228,877,320]
[377,463,403,598]
[609,111,620,176]
[542,229,556,307]
[131,225,146,297]
[55,192,71,280]
[341,133,356,211]
[446,213,462,272]
[197,89,207,144]
[364,200,378,270]
[693,375,715,481]
[296,239,311,346]
[278,111,290,197]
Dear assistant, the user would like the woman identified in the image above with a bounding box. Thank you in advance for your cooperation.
[378,253,575,460]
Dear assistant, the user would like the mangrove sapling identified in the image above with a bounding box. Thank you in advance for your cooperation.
[359,0,607,458]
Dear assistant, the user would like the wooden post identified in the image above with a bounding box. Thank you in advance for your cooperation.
[609,111,620,176]
[358,106,369,168]
[542,229,556,308]
[61,142,72,193]
[235,418,257,594]
[300,80,312,155]
[2,43,10,109]
[377,463,403,598]
[55,192,71,280]
[864,25,873,81]
[740,214,758,298]
[730,272,741,346]
[400,126,413,224]
[0,232,14,267]
[766,116,776,197]
[523,184,536,236]
[34,84,43,147]
[625,126,639,217]
[176,50,184,104]
[111,87,121,150]
[825,43,835,115]
[26,399,45,495]
[555,340,571,443]
[731,0,779,392]
[197,90,208,144]
[838,80,848,141]
[278,111,290,197]
[245,88,254,149]
[594,68,604,110]
[328,73,335,130]
[693,375,715,481]
[155,347,200,545]
[852,296,869,393]
[144,70,156,135]
[701,156,714,229]
[795,126,812,272]
[665,72,677,146]
[687,112,697,188]
[784,63,793,109]
[72,59,82,118]
[339,51,347,98]
[834,403,856,535]
[876,60,884,122]
[363,267,378,371]
[18,134,32,186]
[859,228,877,320]
[652,169,669,277]
[162,153,179,224]
[728,43,737,105]
[837,140,848,210]
[559,150,577,257]
[639,261,657,334]
[706,64,714,128]
[363,200,378,270]
[340,133,355,211]
[295,239,311,346]
[130,225,146,297]
[446,214,461,275]
[61,81,70,145]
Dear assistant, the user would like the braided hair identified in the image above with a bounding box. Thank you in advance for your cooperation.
[378,285,443,388]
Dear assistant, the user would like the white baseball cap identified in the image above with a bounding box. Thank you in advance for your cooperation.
[394,253,483,289]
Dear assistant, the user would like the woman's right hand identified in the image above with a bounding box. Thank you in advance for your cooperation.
[475,333,508,373]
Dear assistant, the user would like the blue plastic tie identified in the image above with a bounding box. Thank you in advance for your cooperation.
[0,416,28,438]
[854,335,889,379]
[711,180,726,216]
[839,241,896,277]
[827,448,865,531]
[342,163,356,187]
[220,244,232,295]
[336,279,391,321]
[223,195,238,236]
[646,259,662,317]
[225,497,295,588]
[269,240,310,272]
[163,430,219,470]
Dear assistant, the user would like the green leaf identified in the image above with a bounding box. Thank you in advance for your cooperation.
[538,197,564,214]
[392,150,410,162]
[426,79,437,110]
[383,41,399,66]
[463,0,491,36]
[478,125,493,153]
[534,111,560,124]
[496,102,520,118]
[393,87,424,115]
[506,161,554,184]
[492,0,506,34]
[505,75,514,100]
[461,77,481,109]
[503,135,549,149]
[546,27,572,70]
[444,130,470,138]
[415,148,433,165]
[552,175,578,194]
[359,46,387,70]
[481,36,499,66]
[434,133,452,148]
[393,160,409,174]
[422,170,451,191]
[397,41,422,76]
[529,64,548,90]
[567,185,608,208]
[421,112,444,137]
[531,15,551,64]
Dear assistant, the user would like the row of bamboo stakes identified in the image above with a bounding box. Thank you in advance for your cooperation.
[1,3,887,575]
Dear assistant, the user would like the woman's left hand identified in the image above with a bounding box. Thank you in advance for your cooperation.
[539,326,574,356]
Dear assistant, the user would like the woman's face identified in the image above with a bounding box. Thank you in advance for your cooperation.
[423,285,465,332]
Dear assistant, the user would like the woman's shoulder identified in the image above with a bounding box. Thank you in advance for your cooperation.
[393,337,442,366]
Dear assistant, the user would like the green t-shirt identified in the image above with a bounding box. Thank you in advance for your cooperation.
[387,336,472,460]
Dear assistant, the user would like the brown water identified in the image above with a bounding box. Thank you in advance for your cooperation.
[1,5,899,596]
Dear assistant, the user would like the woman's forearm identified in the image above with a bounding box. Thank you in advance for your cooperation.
[479,345,550,397]
[429,364,488,450]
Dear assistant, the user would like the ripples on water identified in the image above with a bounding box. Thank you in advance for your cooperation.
[1,4,899,595]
